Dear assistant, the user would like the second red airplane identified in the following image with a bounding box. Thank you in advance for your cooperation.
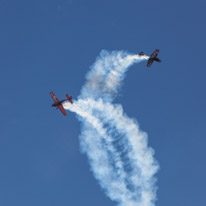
[50,92,73,116]
[139,49,161,67]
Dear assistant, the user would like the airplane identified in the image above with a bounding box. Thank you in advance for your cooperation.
[50,92,73,116]
[139,49,161,67]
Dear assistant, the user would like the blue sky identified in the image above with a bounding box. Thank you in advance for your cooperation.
[0,0,206,205]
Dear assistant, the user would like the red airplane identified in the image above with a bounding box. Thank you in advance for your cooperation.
[139,49,161,67]
[50,92,73,116]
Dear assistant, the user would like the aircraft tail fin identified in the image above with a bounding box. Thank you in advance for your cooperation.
[66,94,73,104]
[139,51,144,56]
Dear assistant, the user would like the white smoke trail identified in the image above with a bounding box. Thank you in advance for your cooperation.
[64,50,159,206]
[80,50,149,101]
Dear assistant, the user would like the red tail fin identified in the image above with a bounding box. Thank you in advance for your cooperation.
[66,94,73,104]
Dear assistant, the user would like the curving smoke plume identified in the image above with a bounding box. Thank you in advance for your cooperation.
[63,50,159,206]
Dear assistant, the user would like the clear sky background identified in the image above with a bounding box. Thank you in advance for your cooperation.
[0,0,205,206]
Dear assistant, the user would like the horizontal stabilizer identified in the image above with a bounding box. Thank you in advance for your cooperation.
[66,94,73,104]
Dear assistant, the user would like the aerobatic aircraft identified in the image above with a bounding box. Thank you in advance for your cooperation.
[139,49,161,67]
[50,92,73,116]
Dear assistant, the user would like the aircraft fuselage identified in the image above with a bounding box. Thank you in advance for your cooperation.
[52,100,66,107]
[151,57,161,62]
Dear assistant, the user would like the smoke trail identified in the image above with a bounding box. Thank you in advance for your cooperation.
[64,50,159,206]
[80,50,149,101]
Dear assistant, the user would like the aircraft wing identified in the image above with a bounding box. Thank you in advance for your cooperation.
[57,104,67,116]
[50,92,60,103]
[150,49,159,58]
[147,58,154,67]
